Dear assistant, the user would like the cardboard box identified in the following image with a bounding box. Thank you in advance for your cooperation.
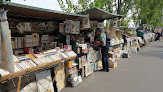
[33,39,39,46]
[25,35,33,47]
[116,31,122,39]
[32,33,39,40]
[25,35,33,38]
[59,23,65,33]
[97,60,103,69]
[32,33,39,46]
[41,35,49,43]
[25,42,33,47]
[42,35,49,38]
[109,61,117,68]
[25,39,33,43]
[16,23,24,33]
[66,61,73,68]
[91,21,98,28]
[79,17,90,30]
[108,52,115,58]
[110,29,116,36]
[116,20,121,28]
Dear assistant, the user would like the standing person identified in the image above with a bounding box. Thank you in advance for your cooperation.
[94,28,109,72]
[155,32,161,41]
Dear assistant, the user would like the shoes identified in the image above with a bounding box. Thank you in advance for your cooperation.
[107,69,110,72]
[99,69,110,72]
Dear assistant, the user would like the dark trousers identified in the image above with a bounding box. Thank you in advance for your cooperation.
[101,46,109,70]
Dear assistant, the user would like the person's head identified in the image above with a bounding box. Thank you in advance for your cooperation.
[95,28,102,35]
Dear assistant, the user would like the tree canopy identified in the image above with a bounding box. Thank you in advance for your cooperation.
[132,0,163,27]
[57,0,163,27]
[1,0,162,27]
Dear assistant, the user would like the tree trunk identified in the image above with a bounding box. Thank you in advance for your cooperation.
[117,0,121,14]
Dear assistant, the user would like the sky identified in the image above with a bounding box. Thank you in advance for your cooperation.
[11,0,134,27]
[11,0,62,11]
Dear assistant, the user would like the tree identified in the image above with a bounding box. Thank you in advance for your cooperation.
[57,0,113,13]
[57,0,163,27]
[112,0,134,26]
[0,0,11,1]
[131,0,163,27]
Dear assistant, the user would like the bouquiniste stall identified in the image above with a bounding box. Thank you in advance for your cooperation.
[0,1,156,92]
[0,1,87,92]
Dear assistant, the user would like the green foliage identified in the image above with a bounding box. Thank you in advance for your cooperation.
[132,0,163,27]
[57,0,163,27]
[121,18,130,26]
[57,0,112,13]
[0,0,11,1]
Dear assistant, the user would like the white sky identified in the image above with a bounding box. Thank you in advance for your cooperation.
[11,0,62,11]
[11,0,135,27]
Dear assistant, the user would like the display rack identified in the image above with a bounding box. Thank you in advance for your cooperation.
[0,60,61,82]
[110,43,124,47]
[0,1,141,92]
[0,1,82,92]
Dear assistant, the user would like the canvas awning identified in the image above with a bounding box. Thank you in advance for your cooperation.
[79,7,124,21]
[0,1,87,20]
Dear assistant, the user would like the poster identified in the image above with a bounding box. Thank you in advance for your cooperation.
[78,57,82,69]
[65,20,72,33]
[66,35,70,45]
[82,55,87,66]
[71,21,80,34]
[24,22,32,31]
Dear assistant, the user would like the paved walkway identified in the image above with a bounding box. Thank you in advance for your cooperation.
[62,38,163,92]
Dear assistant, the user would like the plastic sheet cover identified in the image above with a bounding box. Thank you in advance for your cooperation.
[0,9,14,73]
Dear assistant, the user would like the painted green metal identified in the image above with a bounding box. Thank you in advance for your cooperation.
[0,1,87,18]
[110,43,124,47]
[79,7,123,17]
[120,26,137,30]
[79,7,124,21]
